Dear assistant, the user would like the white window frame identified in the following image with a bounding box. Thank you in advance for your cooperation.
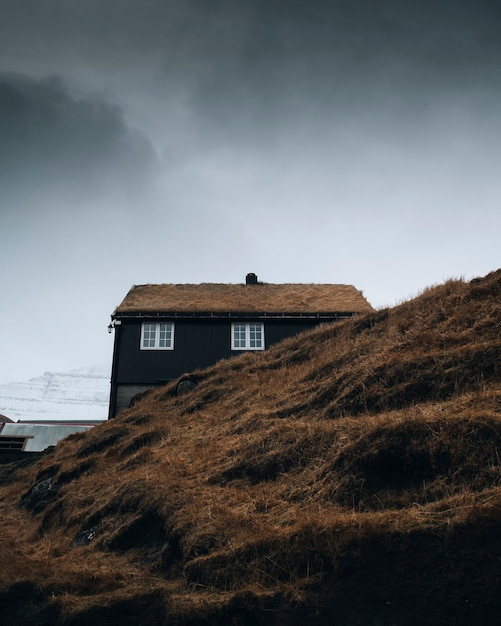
[140,322,175,350]
[231,322,265,350]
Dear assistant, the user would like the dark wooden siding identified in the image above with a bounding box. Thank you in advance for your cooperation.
[113,318,323,385]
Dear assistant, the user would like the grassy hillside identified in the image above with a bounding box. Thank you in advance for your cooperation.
[1,269,500,625]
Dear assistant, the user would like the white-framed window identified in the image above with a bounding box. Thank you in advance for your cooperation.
[140,322,174,350]
[231,322,265,350]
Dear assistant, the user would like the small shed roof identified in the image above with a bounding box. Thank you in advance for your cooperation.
[113,282,374,315]
[0,423,93,452]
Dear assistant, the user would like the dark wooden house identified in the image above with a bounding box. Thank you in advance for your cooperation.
[108,274,374,418]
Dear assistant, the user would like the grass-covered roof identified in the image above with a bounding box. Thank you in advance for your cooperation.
[113,282,374,315]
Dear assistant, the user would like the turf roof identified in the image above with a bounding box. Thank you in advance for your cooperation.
[113,282,374,315]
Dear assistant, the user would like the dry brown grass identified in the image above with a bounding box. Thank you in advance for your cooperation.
[1,269,501,625]
[113,282,374,313]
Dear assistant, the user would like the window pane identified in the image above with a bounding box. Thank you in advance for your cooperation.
[249,324,263,348]
[143,323,156,347]
[233,323,246,348]
[159,323,172,347]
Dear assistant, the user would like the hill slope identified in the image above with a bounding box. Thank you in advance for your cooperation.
[1,270,500,625]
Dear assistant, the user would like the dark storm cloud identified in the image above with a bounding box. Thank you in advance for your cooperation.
[174,0,501,145]
[1,0,500,159]
[3,1,501,115]
[0,72,158,209]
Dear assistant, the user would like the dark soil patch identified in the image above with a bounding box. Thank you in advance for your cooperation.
[0,582,60,626]
[108,511,167,552]
[325,417,501,509]
[313,521,501,626]
[57,460,95,486]
[0,453,42,484]
[64,592,167,626]
[75,427,129,458]
[122,413,155,426]
[118,430,164,458]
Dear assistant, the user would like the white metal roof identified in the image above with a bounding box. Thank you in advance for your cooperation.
[0,423,93,452]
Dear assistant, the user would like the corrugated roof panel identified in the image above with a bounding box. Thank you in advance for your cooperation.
[0,423,93,452]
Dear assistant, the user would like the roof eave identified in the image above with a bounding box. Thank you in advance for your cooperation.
[112,310,364,320]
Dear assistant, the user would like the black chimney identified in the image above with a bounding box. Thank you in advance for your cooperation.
[246,273,258,285]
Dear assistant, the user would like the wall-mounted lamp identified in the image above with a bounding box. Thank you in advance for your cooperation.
[108,319,122,333]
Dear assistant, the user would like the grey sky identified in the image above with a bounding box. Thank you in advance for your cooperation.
[1,0,500,383]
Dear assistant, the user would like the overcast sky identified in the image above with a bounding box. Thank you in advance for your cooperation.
[1,0,500,384]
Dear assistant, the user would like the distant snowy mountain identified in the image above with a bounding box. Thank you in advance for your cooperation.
[0,367,110,422]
